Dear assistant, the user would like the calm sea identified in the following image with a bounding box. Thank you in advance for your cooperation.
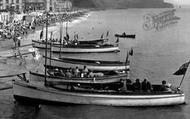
[0,8,190,119]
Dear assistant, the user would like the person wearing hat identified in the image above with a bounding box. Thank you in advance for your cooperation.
[161,80,171,92]
[132,78,141,92]
[142,78,152,92]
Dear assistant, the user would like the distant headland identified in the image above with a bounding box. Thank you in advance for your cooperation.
[71,0,173,8]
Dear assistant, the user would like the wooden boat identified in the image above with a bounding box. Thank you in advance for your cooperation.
[32,38,109,49]
[13,79,185,106]
[13,13,185,107]
[45,56,128,71]
[115,33,136,39]
[32,39,118,53]
[77,39,108,45]
[51,44,119,53]
[29,68,127,85]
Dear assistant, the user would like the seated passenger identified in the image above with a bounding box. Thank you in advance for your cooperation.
[141,78,152,92]
[132,79,141,92]
[126,78,132,84]
[125,78,132,90]
[146,81,152,92]
[66,69,72,77]
[74,66,80,77]
[60,69,65,77]
[73,38,79,45]
[53,68,60,76]
[81,72,84,78]
[161,80,171,92]
[82,66,89,77]
[88,71,94,78]
[47,69,54,76]
[69,67,73,73]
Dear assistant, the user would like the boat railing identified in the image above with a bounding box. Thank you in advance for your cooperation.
[125,84,180,94]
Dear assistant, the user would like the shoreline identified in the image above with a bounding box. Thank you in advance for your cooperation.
[0,9,90,50]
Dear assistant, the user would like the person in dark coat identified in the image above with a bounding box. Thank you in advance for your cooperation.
[142,79,148,92]
[133,79,141,92]
[142,78,152,92]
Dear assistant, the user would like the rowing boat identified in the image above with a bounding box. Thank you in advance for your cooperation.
[115,33,136,39]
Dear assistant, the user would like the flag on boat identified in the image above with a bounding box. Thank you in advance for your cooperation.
[173,61,190,75]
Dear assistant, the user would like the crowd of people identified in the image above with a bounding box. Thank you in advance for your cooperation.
[0,10,88,41]
[126,78,172,92]
[47,65,172,92]
[48,66,104,78]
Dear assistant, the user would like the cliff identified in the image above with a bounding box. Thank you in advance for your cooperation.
[71,0,173,8]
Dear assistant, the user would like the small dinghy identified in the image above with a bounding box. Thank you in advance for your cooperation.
[115,32,136,39]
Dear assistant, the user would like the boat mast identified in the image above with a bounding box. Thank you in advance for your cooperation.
[59,20,63,58]
[66,12,68,36]
[65,11,69,38]
[123,51,130,91]
[49,31,53,66]
[44,11,49,86]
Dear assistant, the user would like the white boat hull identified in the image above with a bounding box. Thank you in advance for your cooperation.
[32,40,119,53]
[52,46,119,53]
[46,58,127,71]
[13,81,185,107]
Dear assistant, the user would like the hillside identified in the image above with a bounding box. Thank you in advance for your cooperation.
[71,0,173,8]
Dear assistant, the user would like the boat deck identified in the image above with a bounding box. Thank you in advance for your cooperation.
[26,80,182,96]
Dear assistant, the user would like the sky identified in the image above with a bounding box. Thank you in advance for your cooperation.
[165,0,190,5]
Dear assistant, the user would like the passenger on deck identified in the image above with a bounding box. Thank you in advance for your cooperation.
[161,80,172,92]
[125,78,132,90]
[74,66,80,77]
[60,69,65,77]
[82,66,89,77]
[73,38,79,45]
[69,67,73,73]
[122,32,126,36]
[81,72,84,78]
[126,78,132,84]
[132,79,141,92]
[54,68,60,76]
[147,81,152,92]
[62,39,68,45]
[142,78,152,92]
[88,70,94,78]
[66,69,72,77]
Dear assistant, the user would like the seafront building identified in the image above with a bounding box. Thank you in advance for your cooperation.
[0,0,72,24]
[0,0,72,13]
[0,0,23,12]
